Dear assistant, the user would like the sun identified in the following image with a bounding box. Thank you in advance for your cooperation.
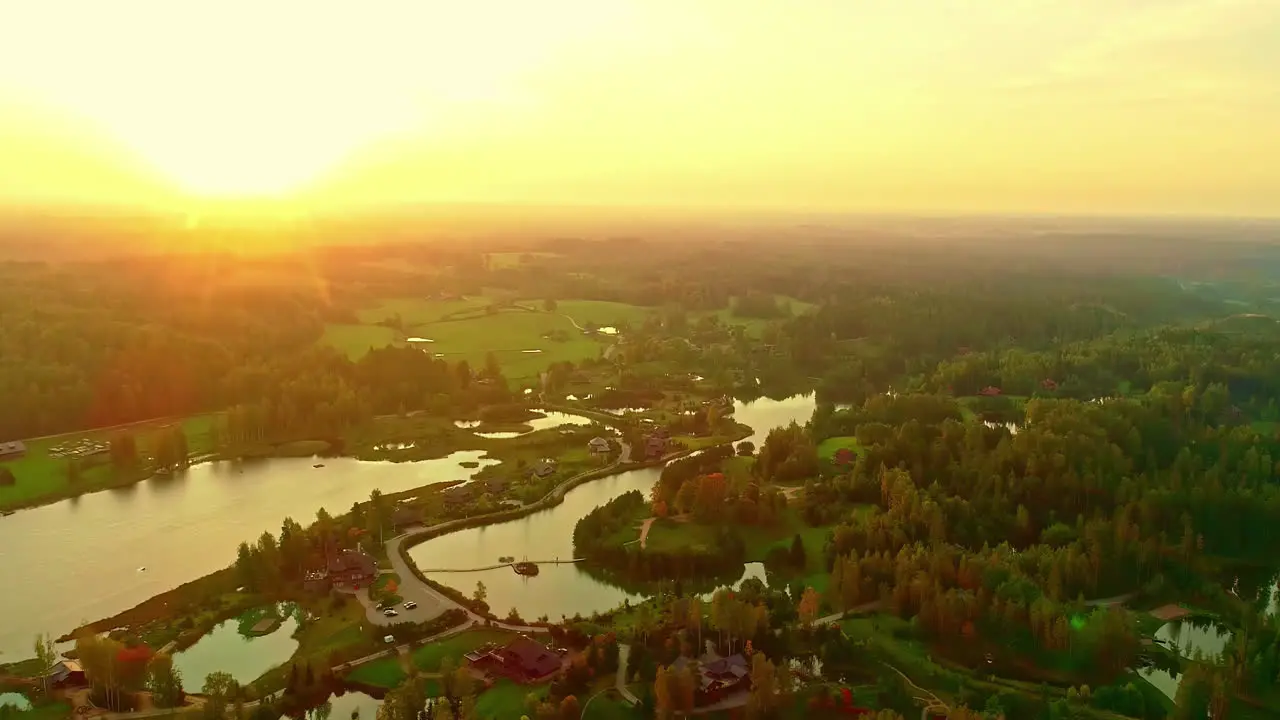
[2,0,637,199]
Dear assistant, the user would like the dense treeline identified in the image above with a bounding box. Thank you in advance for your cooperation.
[5,231,1238,442]
[806,365,1280,695]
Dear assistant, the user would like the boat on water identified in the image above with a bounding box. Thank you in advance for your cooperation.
[513,561,539,576]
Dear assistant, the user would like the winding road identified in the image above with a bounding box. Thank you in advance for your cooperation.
[363,439,634,630]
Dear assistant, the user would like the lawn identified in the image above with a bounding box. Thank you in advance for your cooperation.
[0,414,219,511]
[643,519,723,554]
[702,295,817,338]
[412,311,604,379]
[740,507,834,576]
[355,297,497,326]
[345,656,406,689]
[410,629,515,672]
[319,323,400,360]
[554,300,655,329]
[583,690,646,720]
[816,436,866,462]
[474,678,549,719]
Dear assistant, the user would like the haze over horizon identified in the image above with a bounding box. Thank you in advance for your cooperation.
[2,0,1278,218]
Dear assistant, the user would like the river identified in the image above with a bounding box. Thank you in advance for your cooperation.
[0,451,498,660]
[408,394,816,622]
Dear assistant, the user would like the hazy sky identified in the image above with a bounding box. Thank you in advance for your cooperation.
[2,0,1278,215]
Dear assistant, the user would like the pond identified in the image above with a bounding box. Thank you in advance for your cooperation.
[410,394,817,622]
[468,410,596,440]
[0,693,32,711]
[175,604,301,686]
[1140,618,1234,700]
[0,451,497,660]
[284,690,382,720]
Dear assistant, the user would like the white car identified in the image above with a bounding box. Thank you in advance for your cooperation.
[383,635,395,644]
[403,601,417,610]
[383,608,399,617]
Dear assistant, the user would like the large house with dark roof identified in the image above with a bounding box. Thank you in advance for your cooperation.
[465,636,563,683]
[326,549,377,588]
[672,654,751,705]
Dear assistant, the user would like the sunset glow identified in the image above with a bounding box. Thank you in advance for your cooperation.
[1,0,1278,214]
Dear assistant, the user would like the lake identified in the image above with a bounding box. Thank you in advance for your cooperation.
[409,394,816,621]
[1140,618,1234,700]
[0,451,498,660]
[175,604,301,686]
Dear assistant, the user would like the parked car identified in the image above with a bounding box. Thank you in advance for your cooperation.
[383,608,399,617]
[403,601,417,610]
[383,635,395,644]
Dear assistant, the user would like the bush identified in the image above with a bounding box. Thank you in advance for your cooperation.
[0,466,15,486]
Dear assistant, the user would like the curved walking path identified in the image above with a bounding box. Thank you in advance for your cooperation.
[378,439,634,631]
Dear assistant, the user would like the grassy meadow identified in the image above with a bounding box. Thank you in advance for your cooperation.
[320,295,653,378]
[0,414,219,511]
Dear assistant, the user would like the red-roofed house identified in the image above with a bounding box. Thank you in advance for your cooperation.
[833,447,856,465]
[979,386,1002,397]
[1041,379,1058,391]
[465,636,563,683]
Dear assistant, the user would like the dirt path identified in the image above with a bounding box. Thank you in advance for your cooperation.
[637,518,655,549]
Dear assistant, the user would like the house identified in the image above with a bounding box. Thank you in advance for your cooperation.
[485,477,509,494]
[327,549,377,588]
[47,660,86,687]
[644,434,668,459]
[303,569,331,594]
[444,485,473,508]
[588,437,611,454]
[466,636,563,683]
[978,386,1002,397]
[529,458,557,479]
[833,447,856,466]
[1041,378,1058,391]
[671,654,751,705]
[0,441,26,460]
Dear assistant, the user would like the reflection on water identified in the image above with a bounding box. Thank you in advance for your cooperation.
[468,411,595,440]
[1140,619,1233,700]
[733,394,817,447]
[0,693,32,711]
[414,395,817,621]
[283,691,381,720]
[175,605,300,686]
[0,452,496,659]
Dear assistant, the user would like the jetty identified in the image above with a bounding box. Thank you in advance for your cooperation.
[419,558,584,573]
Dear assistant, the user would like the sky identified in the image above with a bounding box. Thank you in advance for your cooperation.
[1,0,1278,216]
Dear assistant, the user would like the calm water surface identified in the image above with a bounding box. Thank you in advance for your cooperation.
[0,451,497,659]
[1139,619,1233,700]
[411,395,816,621]
[175,605,301,686]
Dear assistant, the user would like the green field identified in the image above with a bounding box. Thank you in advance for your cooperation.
[0,414,219,511]
[410,629,516,672]
[474,678,549,718]
[702,295,817,337]
[555,300,655,329]
[413,312,603,379]
[325,295,647,379]
[643,519,723,554]
[345,655,406,688]
[320,323,401,360]
[356,297,496,326]
[817,436,866,461]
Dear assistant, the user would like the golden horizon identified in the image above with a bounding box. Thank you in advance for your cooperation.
[1,0,1278,216]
